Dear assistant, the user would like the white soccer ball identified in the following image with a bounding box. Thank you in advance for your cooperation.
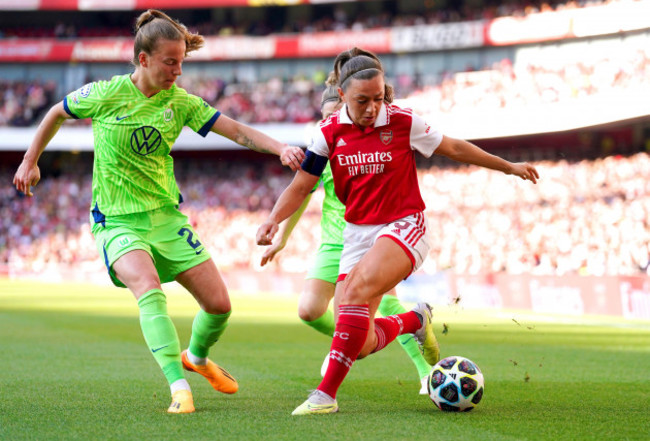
[428,355,484,412]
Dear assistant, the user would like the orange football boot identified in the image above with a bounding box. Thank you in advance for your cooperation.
[167,389,195,414]
[181,350,238,394]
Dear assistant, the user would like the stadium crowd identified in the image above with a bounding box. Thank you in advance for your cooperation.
[2,38,648,127]
[2,152,648,278]
[405,50,650,116]
[0,80,58,127]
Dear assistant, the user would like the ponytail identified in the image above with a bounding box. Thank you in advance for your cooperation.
[132,9,204,66]
[320,71,340,109]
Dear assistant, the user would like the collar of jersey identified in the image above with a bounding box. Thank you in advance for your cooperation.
[126,73,171,100]
[338,103,388,128]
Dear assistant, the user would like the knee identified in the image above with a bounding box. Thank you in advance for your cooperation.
[297,289,329,322]
[127,274,162,298]
[339,271,372,305]
[200,292,231,315]
[204,301,231,315]
[297,304,323,322]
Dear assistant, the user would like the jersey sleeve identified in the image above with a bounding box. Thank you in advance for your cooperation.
[301,123,330,176]
[185,94,220,137]
[308,123,330,157]
[410,111,444,158]
[63,82,103,120]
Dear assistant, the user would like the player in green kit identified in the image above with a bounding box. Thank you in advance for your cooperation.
[260,78,433,394]
[13,9,304,414]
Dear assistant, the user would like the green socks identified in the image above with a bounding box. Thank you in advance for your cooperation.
[137,289,184,385]
[188,309,231,358]
[301,309,335,337]
[378,295,432,379]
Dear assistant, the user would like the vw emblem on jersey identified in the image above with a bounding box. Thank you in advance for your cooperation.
[380,130,393,145]
[130,126,162,156]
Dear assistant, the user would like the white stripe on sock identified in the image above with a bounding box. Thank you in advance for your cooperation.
[187,350,207,366]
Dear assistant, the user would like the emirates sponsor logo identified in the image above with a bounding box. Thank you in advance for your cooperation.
[336,150,392,177]
[336,151,392,166]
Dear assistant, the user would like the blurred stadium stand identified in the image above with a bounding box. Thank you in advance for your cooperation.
[1,0,650,146]
[1,0,649,318]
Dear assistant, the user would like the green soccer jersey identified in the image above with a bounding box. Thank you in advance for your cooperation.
[63,74,219,217]
[319,162,347,245]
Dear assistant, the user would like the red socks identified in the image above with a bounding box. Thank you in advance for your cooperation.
[317,306,422,399]
[317,305,369,399]
[372,310,421,353]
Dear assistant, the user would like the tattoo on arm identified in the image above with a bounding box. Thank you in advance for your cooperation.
[238,133,272,154]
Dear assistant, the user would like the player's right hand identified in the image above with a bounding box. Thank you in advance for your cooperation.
[256,221,278,246]
[13,161,40,197]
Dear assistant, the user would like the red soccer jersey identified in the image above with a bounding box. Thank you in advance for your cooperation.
[308,103,443,225]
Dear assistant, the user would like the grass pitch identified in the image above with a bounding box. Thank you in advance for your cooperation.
[1,279,649,441]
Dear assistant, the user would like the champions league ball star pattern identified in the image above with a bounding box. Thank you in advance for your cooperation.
[427,356,484,412]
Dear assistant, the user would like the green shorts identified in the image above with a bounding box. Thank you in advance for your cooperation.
[91,205,211,288]
[306,242,343,284]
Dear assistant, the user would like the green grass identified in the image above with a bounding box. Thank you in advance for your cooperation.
[1,279,649,440]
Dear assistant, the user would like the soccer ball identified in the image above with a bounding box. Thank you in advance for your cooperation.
[428,355,484,412]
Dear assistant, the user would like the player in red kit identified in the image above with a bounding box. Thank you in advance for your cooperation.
[257,47,540,415]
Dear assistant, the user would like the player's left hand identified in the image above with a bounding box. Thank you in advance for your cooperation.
[508,162,539,184]
[280,145,305,171]
[256,220,279,246]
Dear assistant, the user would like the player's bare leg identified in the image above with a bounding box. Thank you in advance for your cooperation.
[298,278,336,336]
[294,238,422,415]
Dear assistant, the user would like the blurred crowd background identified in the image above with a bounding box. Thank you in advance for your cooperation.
[3,0,649,127]
[2,151,648,277]
[1,0,649,281]
[3,41,649,127]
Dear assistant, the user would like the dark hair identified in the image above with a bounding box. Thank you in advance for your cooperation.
[132,9,204,66]
[320,71,340,109]
[331,47,394,103]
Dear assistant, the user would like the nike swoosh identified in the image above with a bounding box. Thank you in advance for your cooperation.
[116,115,131,121]
[195,249,204,255]
[306,403,337,412]
[151,345,169,353]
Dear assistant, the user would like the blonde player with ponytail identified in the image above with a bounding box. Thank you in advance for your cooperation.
[14,9,304,414]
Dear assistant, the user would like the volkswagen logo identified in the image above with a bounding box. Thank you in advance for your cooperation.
[130,126,162,156]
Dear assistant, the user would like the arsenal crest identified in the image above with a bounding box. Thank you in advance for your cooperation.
[380,130,393,145]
